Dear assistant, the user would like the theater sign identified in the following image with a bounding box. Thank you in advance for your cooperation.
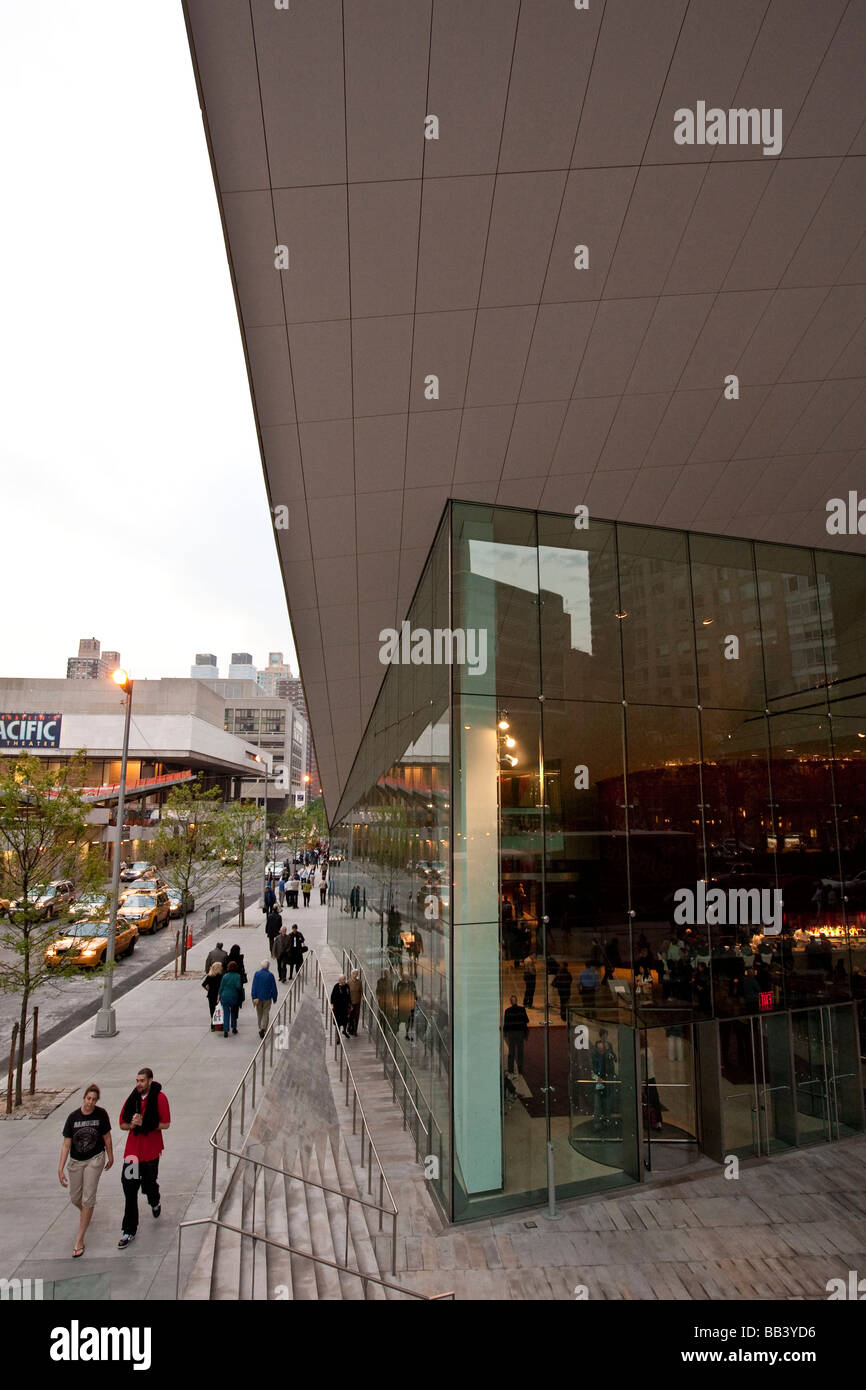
[0,714,62,749]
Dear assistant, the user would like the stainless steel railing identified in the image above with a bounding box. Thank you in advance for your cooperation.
[175,1215,454,1301]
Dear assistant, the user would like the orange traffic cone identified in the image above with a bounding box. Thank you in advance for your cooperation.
[186,927,193,950]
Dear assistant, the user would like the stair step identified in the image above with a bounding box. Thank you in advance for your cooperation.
[330,1133,387,1300]
[300,1142,349,1300]
[317,1132,366,1299]
[211,1167,244,1300]
[264,1166,293,1302]
[183,1218,219,1301]
[284,1147,319,1300]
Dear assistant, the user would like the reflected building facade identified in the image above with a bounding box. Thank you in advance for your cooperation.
[328,502,866,1221]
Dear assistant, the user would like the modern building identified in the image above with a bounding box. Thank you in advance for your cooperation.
[183,3,866,1221]
[191,652,220,679]
[65,637,120,682]
[257,650,293,696]
[204,678,309,807]
[0,676,270,864]
[228,652,257,681]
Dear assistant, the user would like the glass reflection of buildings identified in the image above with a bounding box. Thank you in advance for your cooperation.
[328,503,866,1222]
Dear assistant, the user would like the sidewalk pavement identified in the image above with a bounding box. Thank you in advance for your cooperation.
[0,895,330,1301]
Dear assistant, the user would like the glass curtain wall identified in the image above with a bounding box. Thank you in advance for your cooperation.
[331,501,865,1222]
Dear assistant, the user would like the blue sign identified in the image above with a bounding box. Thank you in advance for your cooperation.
[0,714,62,749]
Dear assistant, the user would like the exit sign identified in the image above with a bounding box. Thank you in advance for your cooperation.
[759,991,773,1011]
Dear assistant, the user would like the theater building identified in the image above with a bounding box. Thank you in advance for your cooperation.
[182,1,866,1218]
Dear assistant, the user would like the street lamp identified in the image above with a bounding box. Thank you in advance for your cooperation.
[93,668,133,1038]
[255,754,273,893]
[304,773,310,807]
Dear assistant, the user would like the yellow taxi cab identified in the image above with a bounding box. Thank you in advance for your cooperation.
[117,887,171,934]
[44,920,139,969]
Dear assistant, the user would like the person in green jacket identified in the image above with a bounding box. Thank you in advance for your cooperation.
[219,961,244,1038]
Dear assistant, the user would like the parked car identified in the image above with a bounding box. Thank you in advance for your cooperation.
[9,880,75,921]
[120,861,157,883]
[117,888,171,934]
[44,920,138,969]
[166,887,195,918]
[69,891,111,922]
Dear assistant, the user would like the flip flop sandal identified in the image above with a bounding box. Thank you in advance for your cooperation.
[73,1246,85,1258]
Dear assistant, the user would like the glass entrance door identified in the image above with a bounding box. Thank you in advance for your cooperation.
[792,1005,863,1144]
[641,1025,698,1171]
[720,1015,796,1158]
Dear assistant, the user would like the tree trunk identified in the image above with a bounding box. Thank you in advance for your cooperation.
[15,987,27,1108]
[238,885,244,927]
[180,906,189,974]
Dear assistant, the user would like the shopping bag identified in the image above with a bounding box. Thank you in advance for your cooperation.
[212,1002,224,1031]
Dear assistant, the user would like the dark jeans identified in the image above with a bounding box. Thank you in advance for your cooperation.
[505,1032,525,1075]
[222,1001,239,1035]
[288,958,302,979]
[346,1002,361,1035]
[121,1156,160,1235]
[276,958,287,983]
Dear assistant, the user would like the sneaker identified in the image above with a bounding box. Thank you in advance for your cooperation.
[118,1233,135,1249]
[259,1029,265,1039]
[152,1203,161,1219]
[232,1028,238,1034]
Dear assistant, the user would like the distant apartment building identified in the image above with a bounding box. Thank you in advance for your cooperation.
[65,637,121,681]
[204,678,309,808]
[257,650,292,696]
[190,652,219,679]
[228,651,257,681]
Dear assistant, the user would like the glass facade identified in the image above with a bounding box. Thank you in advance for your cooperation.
[329,502,866,1221]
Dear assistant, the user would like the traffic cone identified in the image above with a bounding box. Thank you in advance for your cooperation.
[186,927,193,950]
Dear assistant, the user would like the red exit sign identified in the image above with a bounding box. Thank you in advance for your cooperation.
[759,991,773,1011]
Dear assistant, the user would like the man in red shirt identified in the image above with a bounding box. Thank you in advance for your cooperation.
[117,1067,171,1249]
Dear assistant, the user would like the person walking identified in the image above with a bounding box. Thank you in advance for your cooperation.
[286,924,306,980]
[274,925,290,983]
[554,961,573,1022]
[278,873,287,908]
[202,961,223,1023]
[288,870,300,909]
[523,956,537,1010]
[59,1084,114,1258]
[301,875,312,909]
[347,969,362,1036]
[396,973,417,1041]
[252,959,278,1038]
[204,940,228,971]
[265,905,282,957]
[117,1068,170,1249]
[227,944,248,991]
[330,975,350,1034]
[319,876,327,905]
[503,996,529,1077]
[219,961,244,1037]
[263,882,277,913]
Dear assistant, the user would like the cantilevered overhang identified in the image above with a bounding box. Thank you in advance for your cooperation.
[182,0,866,816]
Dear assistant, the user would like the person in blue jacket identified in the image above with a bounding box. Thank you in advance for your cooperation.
[218,961,244,1038]
[251,959,278,1038]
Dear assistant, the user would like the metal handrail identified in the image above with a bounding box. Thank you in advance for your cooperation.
[340,947,446,1169]
[175,1216,454,1301]
[207,947,401,1278]
[209,953,311,1200]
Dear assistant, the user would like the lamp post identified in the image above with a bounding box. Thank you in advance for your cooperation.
[303,773,310,807]
[93,668,133,1038]
[256,754,271,895]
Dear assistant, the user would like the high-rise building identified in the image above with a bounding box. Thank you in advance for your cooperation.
[66,637,120,681]
[190,653,219,679]
[257,650,292,696]
[228,651,257,681]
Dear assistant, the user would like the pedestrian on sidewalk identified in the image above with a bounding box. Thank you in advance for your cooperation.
[278,873,287,907]
[319,877,327,905]
[265,905,282,957]
[347,969,362,1036]
[117,1068,170,1249]
[273,925,290,982]
[227,944,248,992]
[219,961,244,1037]
[263,883,277,913]
[330,975,350,1034]
[59,1083,114,1258]
[286,924,306,979]
[204,940,228,971]
[301,876,312,908]
[252,959,278,1038]
[288,871,300,909]
[202,960,223,1022]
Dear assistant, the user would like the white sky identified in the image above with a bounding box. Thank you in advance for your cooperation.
[0,1,296,681]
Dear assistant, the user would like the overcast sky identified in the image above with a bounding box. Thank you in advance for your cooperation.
[1,1,296,682]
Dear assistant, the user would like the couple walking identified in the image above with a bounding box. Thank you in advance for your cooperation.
[330,970,362,1035]
[57,1068,170,1257]
[202,941,248,1037]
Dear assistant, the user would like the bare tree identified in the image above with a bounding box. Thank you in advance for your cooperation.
[212,801,263,927]
[151,781,221,972]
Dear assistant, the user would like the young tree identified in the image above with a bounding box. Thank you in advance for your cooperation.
[212,801,263,927]
[151,781,221,973]
[0,752,101,1105]
[277,805,315,863]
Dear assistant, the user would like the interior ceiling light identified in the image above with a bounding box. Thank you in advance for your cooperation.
[702,617,713,626]
[615,611,628,620]
[858,733,866,739]
[498,718,510,731]
[505,737,516,748]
